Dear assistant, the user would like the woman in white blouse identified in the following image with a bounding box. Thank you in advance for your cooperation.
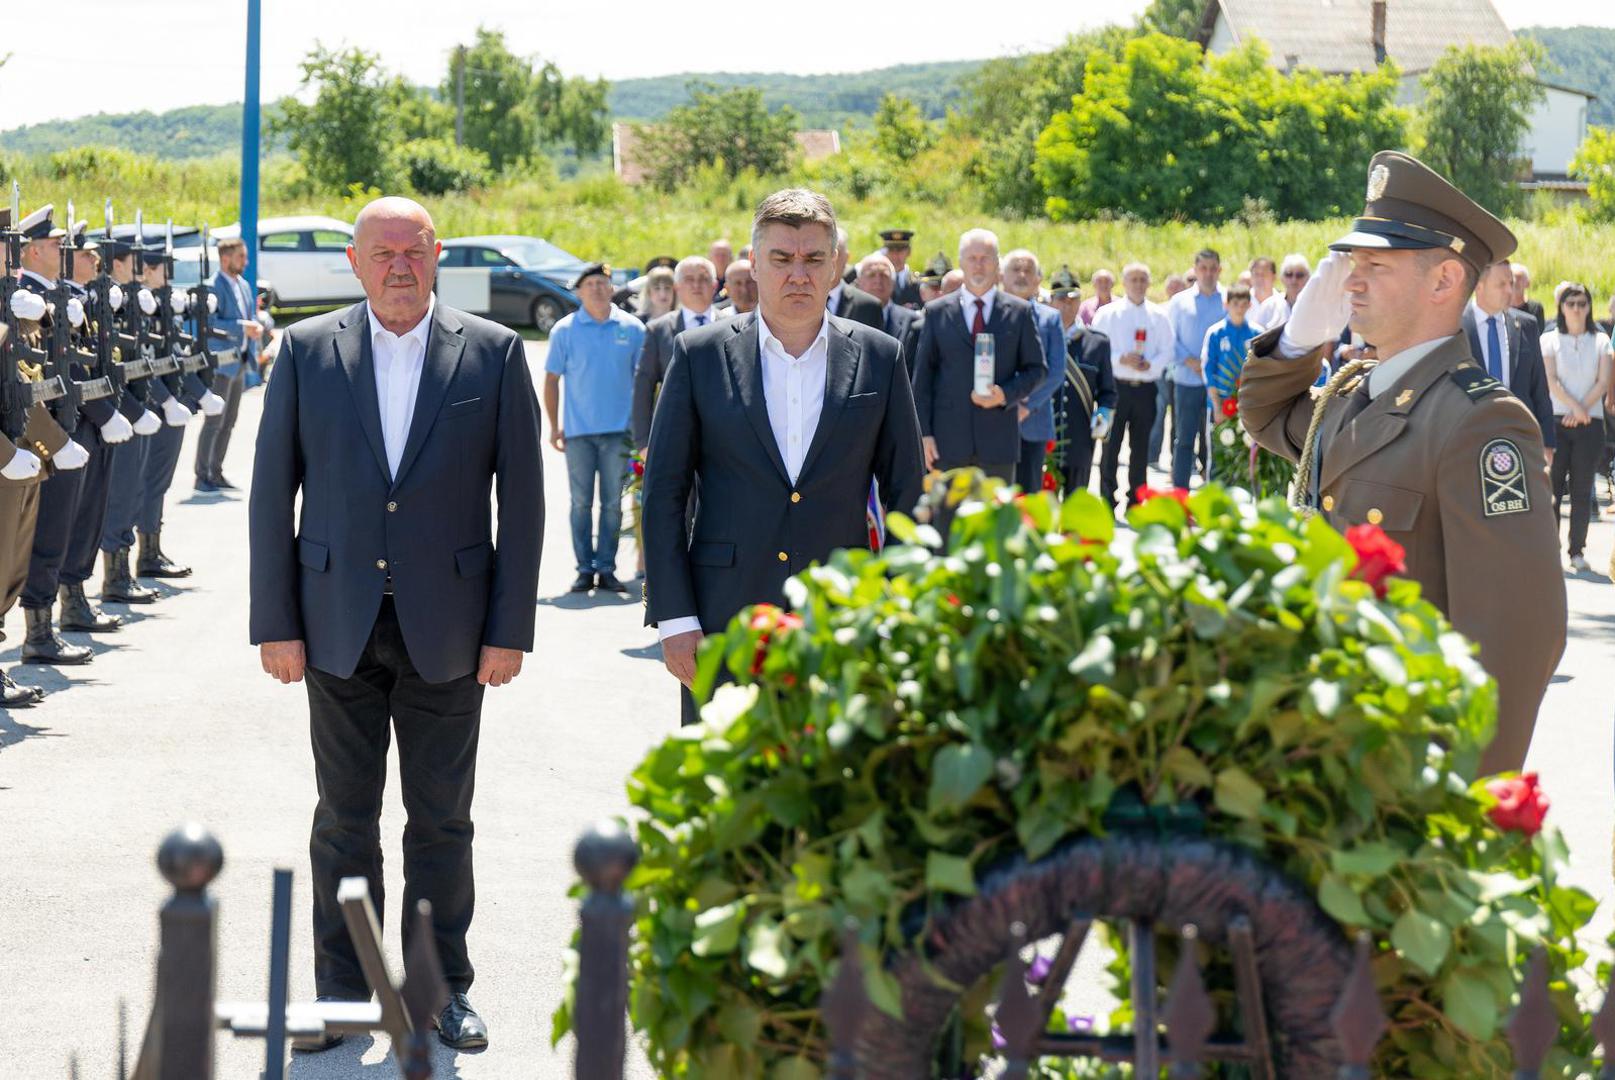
[1540,281,1613,573]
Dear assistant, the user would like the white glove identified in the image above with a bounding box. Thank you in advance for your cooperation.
[109,284,125,312]
[99,412,135,444]
[54,439,90,470]
[1091,406,1115,441]
[2,447,41,481]
[161,398,192,426]
[65,297,86,328]
[176,293,192,315]
[133,409,161,436]
[199,390,226,417]
[1278,251,1354,354]
[138,289,157,316]
[8,291,46,321]
[206,293,217,314]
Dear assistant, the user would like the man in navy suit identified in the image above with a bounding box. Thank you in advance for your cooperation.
[911,228,1047,481]
[1463,259,1555,456]
[249,197,544,1051]
[643,189,925,726]
[193,235,264,491]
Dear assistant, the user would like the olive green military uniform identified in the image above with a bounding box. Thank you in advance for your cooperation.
[1,403,72,631]
[1239,150,1566,775]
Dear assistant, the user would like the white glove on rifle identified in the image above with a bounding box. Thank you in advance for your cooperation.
[132,409,162,436]
[99,412,134,445]
[199,390,226,417]
[175,293,191,316]
[137,289,157,316]
[65,297,86,328]
[1278,251,1354,357]
[2,447,41,481]
[161,398,192,427]
[206,293,217,314]
[9,291,46,321]
[109,284,125,312]
[53,439,90,470]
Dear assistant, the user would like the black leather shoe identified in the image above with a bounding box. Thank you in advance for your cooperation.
[137,530,191,578]
[21,607,93,665]
[435,992,488,1050]
[290,996,350,1053]
[212,473,238,491]
[569,572,595,593]
[194,476,218,493]
[596,573,629,594]
[59,583,123,632]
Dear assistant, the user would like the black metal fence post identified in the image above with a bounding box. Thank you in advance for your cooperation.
[573,821,639,1080]
[154,823,224,1080]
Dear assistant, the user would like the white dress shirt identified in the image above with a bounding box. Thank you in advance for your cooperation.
[657,310,833,642]
[959,286,997,331]
[1468,301,1513,385]
[1365,335,1454,399]
[1091,297,1173,382]
[368,294,435,479]
[680,306,715,332]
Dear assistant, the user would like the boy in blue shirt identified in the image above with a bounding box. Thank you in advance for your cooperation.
[1202,284,1259,417]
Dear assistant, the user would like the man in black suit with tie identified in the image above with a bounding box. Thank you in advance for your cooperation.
[642,189,925,726]
[911,228,1047,481]
[1464,259,1555,455]
[827,227,884,329]
[249,197,544,1051]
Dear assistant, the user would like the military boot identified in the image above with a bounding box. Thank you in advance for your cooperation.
[102,547,159,604]
[136,530,191,578]
[59,582,123,633]
[21,606,92,665]
[1,667,44,706]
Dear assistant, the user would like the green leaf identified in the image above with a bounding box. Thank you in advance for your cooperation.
[745,917,790,979]
[691,900,746,957]
[1214,766,1265,820]
[863,953,905,1018]
[925,851,977,895]
[717,1000,763,1046]
[1318,872,1371,926]
[928,742,995,814]
[1059,489,1115,542]
[1391,908,1451,976]
[1441,968,1497,1041]
[772,1056,821,1080]
[1331,842,1403,878]
[1163,745,1214,789]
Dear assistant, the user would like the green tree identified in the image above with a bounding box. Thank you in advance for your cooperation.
[1140,0,1206,38]
[272,45,400,192]
[872,94,937,163]
[1416,42,1546,216]
[635,83,799,191]
[444,28,609,172]
[1571,126,1615,221]
[1261,65,1409,219]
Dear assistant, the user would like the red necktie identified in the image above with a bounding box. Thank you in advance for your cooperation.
[971,298,986,335]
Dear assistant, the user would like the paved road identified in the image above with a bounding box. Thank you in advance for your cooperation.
[1,339,1610,1077]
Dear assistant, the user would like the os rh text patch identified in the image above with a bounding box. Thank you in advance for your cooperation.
[1479,438,1529,517]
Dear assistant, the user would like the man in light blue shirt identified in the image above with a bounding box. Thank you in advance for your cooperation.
[1166,248,1226,488]
[543,263,646,594]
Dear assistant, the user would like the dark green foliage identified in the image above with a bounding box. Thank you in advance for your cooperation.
[634,84,800,191]
[1520,26,1615,127]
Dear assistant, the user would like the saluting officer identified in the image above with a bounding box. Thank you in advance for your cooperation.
[1240,151,1564,775]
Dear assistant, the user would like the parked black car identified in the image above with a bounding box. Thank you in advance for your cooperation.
[438,235,596,333]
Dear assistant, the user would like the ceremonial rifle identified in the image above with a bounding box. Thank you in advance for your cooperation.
[88,199,155,403]
[0,181,69,439]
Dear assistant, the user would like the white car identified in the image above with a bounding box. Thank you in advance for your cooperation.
[202,216,360,309]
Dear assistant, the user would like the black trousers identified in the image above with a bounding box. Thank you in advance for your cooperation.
[303,597,485,997]
[62,440,116,585]
[1551,417,1604,557]
[22,435,112,608]
[1100,381,1159,510]
[1015,439,1046,493]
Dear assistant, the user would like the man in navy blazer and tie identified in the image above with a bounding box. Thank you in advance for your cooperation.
[249,197,543,1051]
[1463,258,1555,455]
[642,189,925,726]
[911,228,1047,481]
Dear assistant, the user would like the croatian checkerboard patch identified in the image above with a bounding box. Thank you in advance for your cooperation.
[1480,438,1529,517]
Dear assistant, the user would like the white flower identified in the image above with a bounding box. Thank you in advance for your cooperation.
[1241,430,1254,447]
[1219,427,1236,447]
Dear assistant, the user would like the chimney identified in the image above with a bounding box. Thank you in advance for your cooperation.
[1372,0,1388,66]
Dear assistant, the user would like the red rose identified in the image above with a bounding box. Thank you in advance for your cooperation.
[1041,472,1058,491]
[1345,524,1406,598]
[1045,439,1056,454]
[1485,773,1549,838]
[748,605,802,675]
[1135,485,1190,508]
[1221,397,1239,418]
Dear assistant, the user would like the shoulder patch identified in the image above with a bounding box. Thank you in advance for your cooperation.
[1479,438,1530,517]
[1450,365,1506,403]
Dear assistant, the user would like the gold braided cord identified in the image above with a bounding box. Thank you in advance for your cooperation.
[16,358,43,383]
[1289,356,1378,515]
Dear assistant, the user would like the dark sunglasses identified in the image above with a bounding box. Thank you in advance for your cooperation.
[1563,298,1590,309]
[1282,270,1309,279]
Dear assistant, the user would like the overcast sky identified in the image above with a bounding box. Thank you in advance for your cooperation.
[3,0,1612,131]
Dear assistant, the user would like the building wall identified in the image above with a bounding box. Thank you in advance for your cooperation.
[1524,87,1590,177]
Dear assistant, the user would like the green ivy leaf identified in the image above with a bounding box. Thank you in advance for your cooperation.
[1331,842,1403,878]
[692,900,746,958]
[1058,488,1115,542]
[925,851,977,895]
[1441,968,1497,1041]
[717,1000,763,1046]
[772,1056,821,1080]
[1391,908,1451,976]
[863,953,905,1018]
[1318,872,1371,926]
[928,743,995,814]
[1214,766,1265,820]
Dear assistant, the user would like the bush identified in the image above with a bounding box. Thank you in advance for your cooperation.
[555,480,1596,1077]
[1573,125,1615,222]
[394,137,491,196]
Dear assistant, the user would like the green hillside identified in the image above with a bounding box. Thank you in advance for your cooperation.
[1520,26,1615,127]
[0,103,288,160]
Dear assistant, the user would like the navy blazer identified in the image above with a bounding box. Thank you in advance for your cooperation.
[641,312,924,635]
[1463,306,1556,450]
[248,301,544,683]
[882,303,923,375]
[911,289,1047,466]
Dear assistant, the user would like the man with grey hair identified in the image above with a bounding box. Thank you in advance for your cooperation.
[642,188,925,725]
[1255,253,1310,329]
[856,251,922,370]
[912,228,1047,481]
[999,248,1068,491]
[1511,262,1545,325]
[631,254,719,455]
[249,195,544,1052]
[826,226,883,328]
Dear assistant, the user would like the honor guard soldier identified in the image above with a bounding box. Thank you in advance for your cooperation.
[880,229,921,309]
[916,251,950,307]
[1046,265,1115,495]
[1239,151,1564,775]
